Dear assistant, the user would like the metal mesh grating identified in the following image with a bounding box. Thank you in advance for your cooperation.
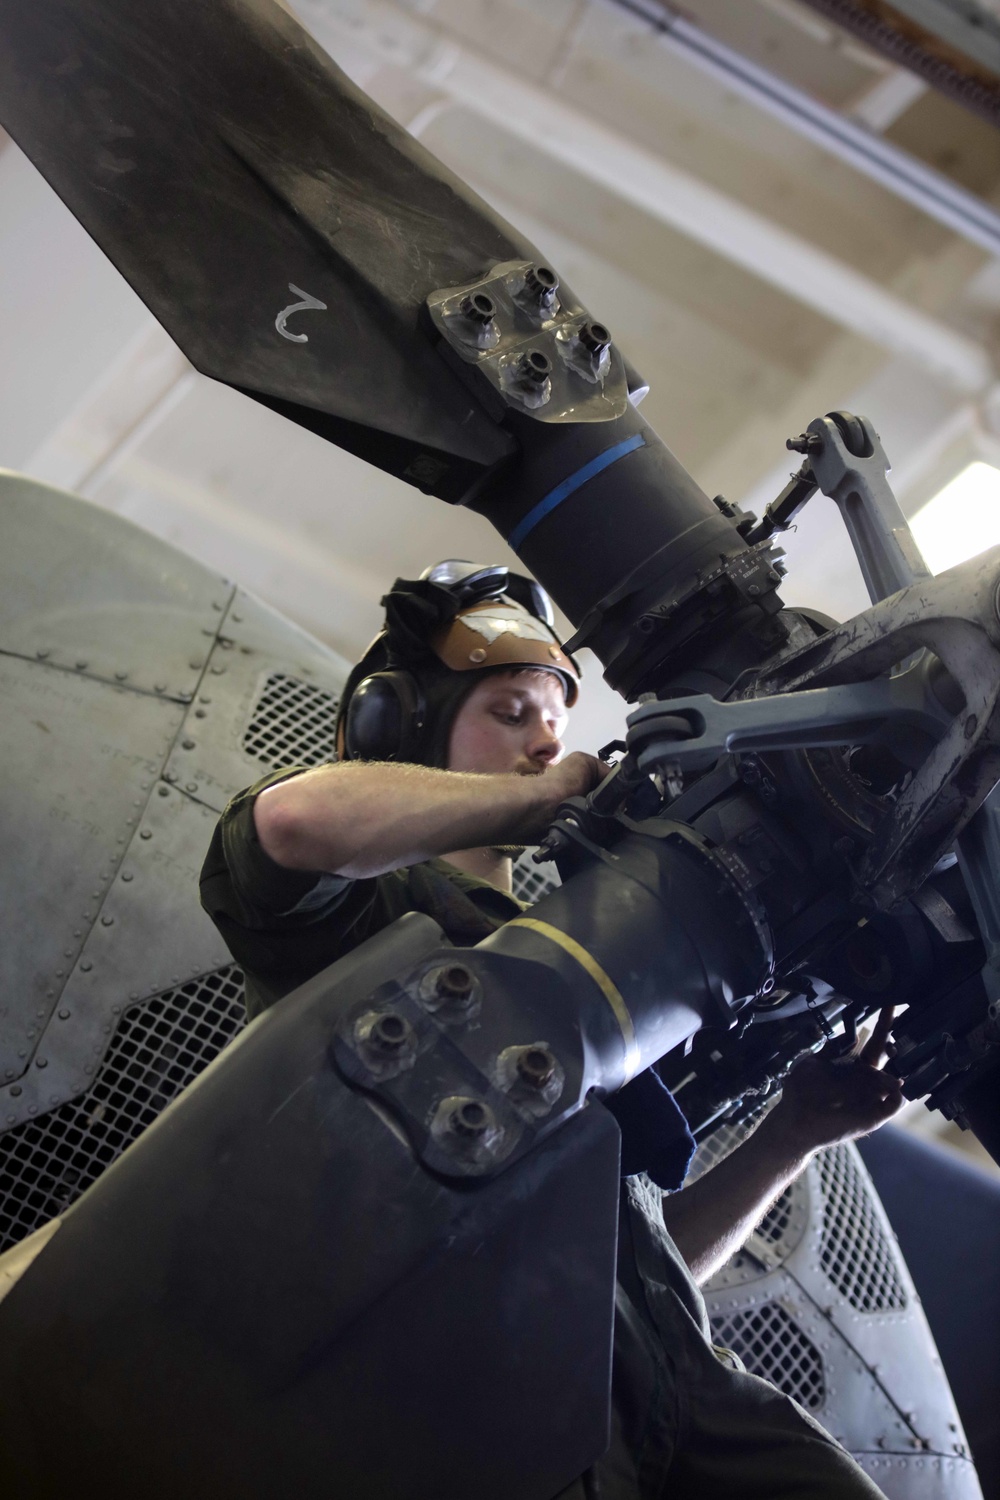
[756,1187,794,1245]
[685,1121,747,1183]
[684,1103,780,1186]
[242,672,339,769]
[710,1301,826,1410]
[0,966,246,1253]
[817,1144,907,1312]
[511,852,560,906]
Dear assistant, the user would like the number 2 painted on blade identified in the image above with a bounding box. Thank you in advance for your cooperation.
[275,284,328,343]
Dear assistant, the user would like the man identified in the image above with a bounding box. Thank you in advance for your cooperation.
[201,559,902,1498]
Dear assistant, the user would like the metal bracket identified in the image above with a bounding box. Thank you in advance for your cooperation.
[957,785,1000,1003]
[626,674,950,778]
[747,546,1000,907]
[427,260,630,424]
[331,951,585,1180]
[747,411,931,606]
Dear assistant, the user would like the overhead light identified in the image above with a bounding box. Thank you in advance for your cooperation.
[909,461,1000,574]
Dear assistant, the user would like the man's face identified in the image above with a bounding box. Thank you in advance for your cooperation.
[447,670,568,776]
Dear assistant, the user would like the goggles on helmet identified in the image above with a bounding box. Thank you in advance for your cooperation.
[419,560,578,705]
[420,559,556,629]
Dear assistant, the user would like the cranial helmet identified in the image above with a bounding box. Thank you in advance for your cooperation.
[336,560,580,766]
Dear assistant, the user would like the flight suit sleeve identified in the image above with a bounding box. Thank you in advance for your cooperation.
[198,767,391,1012]
[200,767,352,928]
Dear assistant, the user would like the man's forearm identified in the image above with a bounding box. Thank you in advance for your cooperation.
[664,1033,906,1286]
[253,760,567,877]
[660,1108,812,1285]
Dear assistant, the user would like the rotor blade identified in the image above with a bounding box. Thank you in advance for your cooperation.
[0,0,528,497]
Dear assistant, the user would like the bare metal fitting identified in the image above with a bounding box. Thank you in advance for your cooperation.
[460,291,496,325]
[448,1098,492,1138]
[353,1008,417,1076]
[516,1045,556,1089]
[523,263,558,308]
[516,350,552,386]
[436,963,474,1002]
[494,1041,564,1117]
[368,1012,412,1054]
[418,961,481,1020]
[555,318,612,385]
[501,348,553,409]
[578,320,611,355]
[429,1094,503,1164]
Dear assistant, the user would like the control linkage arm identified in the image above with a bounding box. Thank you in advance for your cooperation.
[536,413,1000,1143]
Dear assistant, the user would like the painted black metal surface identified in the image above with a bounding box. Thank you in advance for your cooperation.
[0,914,621,1500]
[0,0,522,498]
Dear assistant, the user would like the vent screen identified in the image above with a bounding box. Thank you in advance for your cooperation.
[511,854,559,906]
[243,673,339,769]
[710,1302,826,1410]
[817,1144,907,1312]
[756,1187,794,1245]
[0,967,245,1253]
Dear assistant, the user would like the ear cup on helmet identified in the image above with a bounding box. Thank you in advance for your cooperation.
[343,671,425,762]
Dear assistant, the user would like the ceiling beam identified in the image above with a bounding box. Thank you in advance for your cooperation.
[606,1,1000,257]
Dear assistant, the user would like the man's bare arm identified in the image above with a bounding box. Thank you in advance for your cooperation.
[253,754,604,878]
[662,1010,904,1284]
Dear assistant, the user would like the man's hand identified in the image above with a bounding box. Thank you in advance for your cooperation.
[769,1007,905,1153]
[662,1007,904,1284]
[543,750,613,803]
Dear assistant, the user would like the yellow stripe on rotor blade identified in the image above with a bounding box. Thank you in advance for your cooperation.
[508,916,641,1082]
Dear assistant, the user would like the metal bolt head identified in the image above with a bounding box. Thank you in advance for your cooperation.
[524,263,558,301]
[369,1011,413,1055]
[579,320,611,354]
[435,964,474,1002]
[448,1098,493,1139]
[460,291,496,324]
[516,1045,556,1089]
[516,349,552,386]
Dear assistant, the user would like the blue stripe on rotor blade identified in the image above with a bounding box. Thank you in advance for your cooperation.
[507,433,646,552]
